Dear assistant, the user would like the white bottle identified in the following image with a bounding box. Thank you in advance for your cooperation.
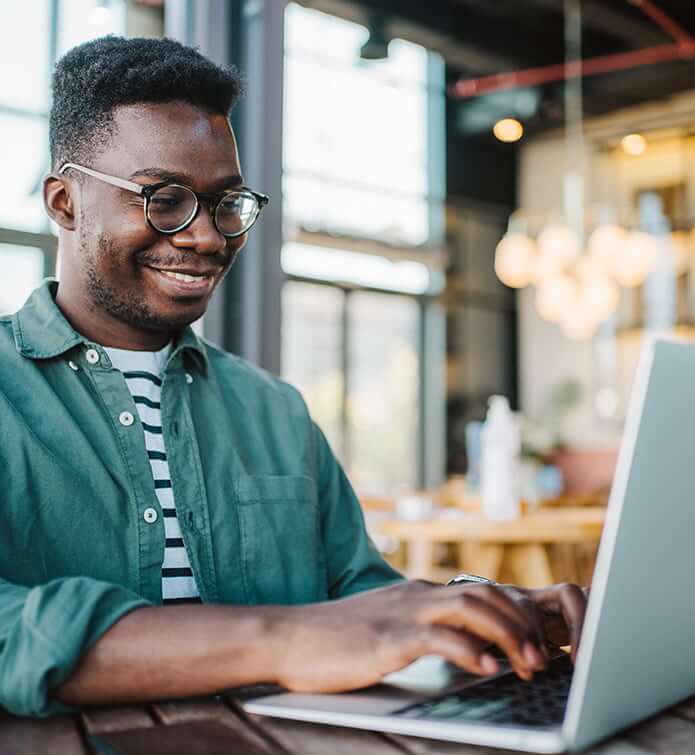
[480,395,521,520]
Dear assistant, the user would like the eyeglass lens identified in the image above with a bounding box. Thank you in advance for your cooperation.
[146,185,259,236]
[215,192,259,236]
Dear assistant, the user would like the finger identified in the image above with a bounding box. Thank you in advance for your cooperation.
[416,624,502,677]
[504,587,549,662]
[557,585,587,663]
[531,584,587,662]
[493,585,548,656]
[419,594,541,679]
[459,584,540,648]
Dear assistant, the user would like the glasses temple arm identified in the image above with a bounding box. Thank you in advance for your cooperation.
[58,163,145,195]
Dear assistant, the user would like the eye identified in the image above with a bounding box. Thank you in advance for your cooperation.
[218,194,244,212]
[150,190,187,208]
[146,185,197,231]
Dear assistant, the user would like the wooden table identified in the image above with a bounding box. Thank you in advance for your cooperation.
[368,507,606,587]
[3,693,695,754]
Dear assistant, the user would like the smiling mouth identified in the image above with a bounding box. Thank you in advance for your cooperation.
[156,269,211,283]
[144,265,219,297]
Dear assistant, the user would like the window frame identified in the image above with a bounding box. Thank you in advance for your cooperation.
[1,0,125,300]
[282,271,442,489]
[280,3,447,490]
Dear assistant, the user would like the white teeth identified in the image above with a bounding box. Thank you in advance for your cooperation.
[159,270,206,282]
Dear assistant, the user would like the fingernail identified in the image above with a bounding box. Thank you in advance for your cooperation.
[481,654,499,675]
[523,642,544,668]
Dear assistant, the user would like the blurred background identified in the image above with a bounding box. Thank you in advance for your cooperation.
[4,0,695,584]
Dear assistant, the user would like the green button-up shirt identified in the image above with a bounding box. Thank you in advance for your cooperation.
[0,280,402,716]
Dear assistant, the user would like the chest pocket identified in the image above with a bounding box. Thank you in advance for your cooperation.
[235,475,327,604]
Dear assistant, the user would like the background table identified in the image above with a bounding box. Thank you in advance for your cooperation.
[368,507,606,587]
[2,693,695,754]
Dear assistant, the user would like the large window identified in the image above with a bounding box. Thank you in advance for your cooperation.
[282,281,420,492]
[1,0,125,314]
[283,4,430,246]
[281,4,445,493]
[346,291,420,491]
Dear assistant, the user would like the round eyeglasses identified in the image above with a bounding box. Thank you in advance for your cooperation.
[142,182,268,237]
[58,163,269,238]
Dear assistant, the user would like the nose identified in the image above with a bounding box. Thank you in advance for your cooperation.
[169,203,227,255]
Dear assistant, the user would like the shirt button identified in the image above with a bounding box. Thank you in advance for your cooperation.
[68,360,79,371]
[119,411,135,427]
[143,507,158,524]
[85,348,100,365]
[185,373,193,384]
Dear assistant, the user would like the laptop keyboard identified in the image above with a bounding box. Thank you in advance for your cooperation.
[396,653,573,728]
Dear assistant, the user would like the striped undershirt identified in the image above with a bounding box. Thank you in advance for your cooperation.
[104,342,202,605]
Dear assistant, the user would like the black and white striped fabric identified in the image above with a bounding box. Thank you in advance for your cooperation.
[104,343,202,605]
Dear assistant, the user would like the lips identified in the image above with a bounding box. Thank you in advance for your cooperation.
[158,269,211,283]
[149,266,220,278]
[143,265,218,298]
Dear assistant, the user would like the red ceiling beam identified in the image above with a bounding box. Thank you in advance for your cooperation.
[627,0,692,44]
[450,0,695,99]
[449,41,695,99]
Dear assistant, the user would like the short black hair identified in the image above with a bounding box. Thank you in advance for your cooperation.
[49,36,244,169]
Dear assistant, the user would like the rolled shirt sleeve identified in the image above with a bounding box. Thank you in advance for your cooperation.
[0,576,149,716]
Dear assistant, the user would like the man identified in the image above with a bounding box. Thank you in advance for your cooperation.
[0,36,586,717]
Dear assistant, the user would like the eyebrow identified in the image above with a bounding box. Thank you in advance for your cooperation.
[129,168,245,189]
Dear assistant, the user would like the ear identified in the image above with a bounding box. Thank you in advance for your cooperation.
[43,174,77,231]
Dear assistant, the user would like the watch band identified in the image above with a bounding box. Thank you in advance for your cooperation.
[446,572,497,586]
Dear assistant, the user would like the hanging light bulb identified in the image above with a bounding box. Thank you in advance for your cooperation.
[494,233,536,288]
[588,224,628,276]
[556,274,602,340]
[575,257,620,320]
[621,133,647,156]
[559,307,600,340]
[535,273,577,322]
[493,118,524,143]
[577,273,620,321]
[613,231,658,287]
[534,224,580,281]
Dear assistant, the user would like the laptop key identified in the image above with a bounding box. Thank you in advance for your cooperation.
[397,653,573,728]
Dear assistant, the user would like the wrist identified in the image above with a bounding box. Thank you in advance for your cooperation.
[244,604,306,686]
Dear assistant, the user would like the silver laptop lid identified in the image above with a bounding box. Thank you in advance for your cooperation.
[563,338,695,751]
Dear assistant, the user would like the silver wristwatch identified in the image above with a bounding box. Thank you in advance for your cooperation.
[447,572,496,586]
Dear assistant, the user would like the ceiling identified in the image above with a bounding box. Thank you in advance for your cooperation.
[300,0,695,136]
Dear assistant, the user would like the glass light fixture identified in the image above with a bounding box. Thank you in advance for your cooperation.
[494,233,536,288]
[535,224,580,281]
[491,0,658,340]
[588,224,628,275]
[559,306,599,340]
[613,231,658,287]
[576,261,620,321]
[535,273,577,322]
[493,118,524,143]
[621,133,647,156]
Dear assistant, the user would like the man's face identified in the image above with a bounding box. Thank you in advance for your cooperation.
[69,101,247,333]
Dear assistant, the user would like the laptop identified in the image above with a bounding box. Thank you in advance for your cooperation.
[243,337,695,753]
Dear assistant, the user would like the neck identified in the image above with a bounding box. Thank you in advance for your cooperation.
[55,281,174,351]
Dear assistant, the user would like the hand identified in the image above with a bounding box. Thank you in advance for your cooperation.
[503,583,588,663]
[269,580,566,693]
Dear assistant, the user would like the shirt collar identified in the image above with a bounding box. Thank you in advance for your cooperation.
[12,278,209,374]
